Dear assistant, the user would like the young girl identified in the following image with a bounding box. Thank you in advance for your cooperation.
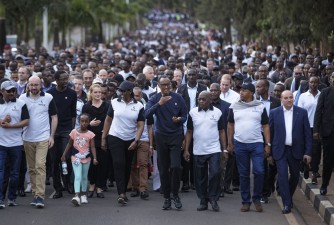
[61,113,98,206]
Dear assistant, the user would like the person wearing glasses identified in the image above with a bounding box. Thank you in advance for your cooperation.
[19,76,58,208]
[284,66,306,92]
[0,80,30,208]
[145,76,188,210]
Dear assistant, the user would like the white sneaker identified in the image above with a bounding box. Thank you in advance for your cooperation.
[25,183,31,193]
[71,196,81,206]
[80,195,88,204]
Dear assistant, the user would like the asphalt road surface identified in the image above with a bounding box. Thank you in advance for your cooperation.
[1,178,323,225]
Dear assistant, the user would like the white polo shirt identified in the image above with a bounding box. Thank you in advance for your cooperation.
[19,91,57,142]
[228,102,267,143]
[0,98,29,146]
[188,106,223,155]
[108,97,145,141]
[297,90,320,128]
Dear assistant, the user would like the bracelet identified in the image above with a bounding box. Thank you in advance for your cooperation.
[149,146,154,149]
[223,150,228,153]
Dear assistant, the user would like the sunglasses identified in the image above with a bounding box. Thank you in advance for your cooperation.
[5,89,16,93]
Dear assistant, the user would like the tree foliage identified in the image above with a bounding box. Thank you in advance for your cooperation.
[194,0,334,49]
[0,0,153,46]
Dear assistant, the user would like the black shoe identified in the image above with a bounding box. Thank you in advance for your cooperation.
[282,206,291,214]
[172,196,182,210]
[209,200,220,212]
[130,189,140,197]
[162,198,171,210]
[87,190,94,198]
[232,186,240,191]
[67,185,74,194]
[18,189,26,197]
[197,204,208,211]
[224,188,233,194]
[181,184,190,192]
[140,191,149,200]
[96,192,105,198]
[52,191,63,199]
[260,196,269,203]
[320,186,327,196]
[220,191,224,198]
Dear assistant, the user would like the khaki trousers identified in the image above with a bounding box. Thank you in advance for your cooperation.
[23,140,49,198]
[130,141,149,192]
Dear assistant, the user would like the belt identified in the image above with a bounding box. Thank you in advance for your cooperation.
[285,145,292,148]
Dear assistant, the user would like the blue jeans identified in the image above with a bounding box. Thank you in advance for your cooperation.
[0,145,23,201]
[194,152,221,203]
[234,140,264,204]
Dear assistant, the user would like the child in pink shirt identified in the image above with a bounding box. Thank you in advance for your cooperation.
[61,113,98,206]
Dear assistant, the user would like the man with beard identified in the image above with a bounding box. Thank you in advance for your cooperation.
[47,70,77,198]
[19,76,58,208]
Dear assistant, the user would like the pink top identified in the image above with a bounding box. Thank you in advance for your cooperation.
[69,129,95,164]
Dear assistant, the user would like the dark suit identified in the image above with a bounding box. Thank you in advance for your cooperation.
[284,76,306,91]
[177,83,208,187]
[314,86,334,188]
[269,105,312,208]
[177,83,208,113]
[212,99,231,192]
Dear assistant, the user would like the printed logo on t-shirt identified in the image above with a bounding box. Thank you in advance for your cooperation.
[38,100,45,106]
[12,106,18,111]
[210,115,216,120]
[131,106,137,111]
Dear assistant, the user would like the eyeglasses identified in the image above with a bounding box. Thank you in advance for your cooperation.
[294,73,302,75]
[5,89,16,93]
[119,89,130,93]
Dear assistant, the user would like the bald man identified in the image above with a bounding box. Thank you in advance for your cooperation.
[98,69,108,83]
[184,91,226,212]
[269,90,312,214]
[19,76,58,208]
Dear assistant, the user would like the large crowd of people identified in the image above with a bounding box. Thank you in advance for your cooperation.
[0,9,333,215]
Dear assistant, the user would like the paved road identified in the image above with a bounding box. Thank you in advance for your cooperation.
[1,178,321,225]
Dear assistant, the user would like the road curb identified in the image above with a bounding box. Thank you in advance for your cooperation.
[298,175,334,225]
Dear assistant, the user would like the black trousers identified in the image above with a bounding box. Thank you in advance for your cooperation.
[181,138,194,186]
[223,154,239,189]
[155,133,183,199]
[262,158,277,197]
[322,132,334,187]
[18,150,27,191]
[51,130,73,192]
[88,144,109,188]
[108,135,134,195]
[194,152,221,203]
[311,128,322,173]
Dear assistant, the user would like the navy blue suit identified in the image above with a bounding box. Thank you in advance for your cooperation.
[269,105,312,208]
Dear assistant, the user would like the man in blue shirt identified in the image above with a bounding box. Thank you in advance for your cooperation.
[145,76,187,210]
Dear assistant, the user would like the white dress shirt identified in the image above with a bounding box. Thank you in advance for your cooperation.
[283,106,293,146]
[297,90,320,128]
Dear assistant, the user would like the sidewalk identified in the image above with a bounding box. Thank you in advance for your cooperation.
[298,172,334,225]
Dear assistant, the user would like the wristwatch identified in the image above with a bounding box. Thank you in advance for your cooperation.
[266,143,271,147]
